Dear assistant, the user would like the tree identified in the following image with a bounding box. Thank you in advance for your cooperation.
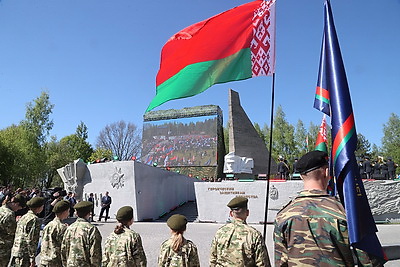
[294,119,308,158]
[0,125,44,187]
[88,147,113,163]
[382,113,400,165]
[96,121,141,160]
[272,105,295,162]
[355,133,371,158]
[21,91,54,146]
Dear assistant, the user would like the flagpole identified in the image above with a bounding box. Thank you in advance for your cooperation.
[263,72,276,239]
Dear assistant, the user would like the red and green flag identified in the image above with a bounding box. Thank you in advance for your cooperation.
[315,115,328,153]
[146,0,276,112]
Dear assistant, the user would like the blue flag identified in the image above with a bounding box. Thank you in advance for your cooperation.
[314,0,386,261]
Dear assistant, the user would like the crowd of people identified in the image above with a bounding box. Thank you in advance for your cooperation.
[358,156,398,179]
[0,151,389,266]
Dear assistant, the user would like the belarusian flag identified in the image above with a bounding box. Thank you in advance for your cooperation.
[146,0,276,112]
[315,114,328,152]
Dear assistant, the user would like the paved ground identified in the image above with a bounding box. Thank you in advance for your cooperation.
[37,202,400,266]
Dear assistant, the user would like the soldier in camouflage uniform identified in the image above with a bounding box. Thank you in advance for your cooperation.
[61,201,102,267]
[274,150,377,267]
[39,200,70,267]
[210,197,271,267]
[158,214,200,267]
[0,194,26,267]
[9,196,45,267]
[102,206,147,266]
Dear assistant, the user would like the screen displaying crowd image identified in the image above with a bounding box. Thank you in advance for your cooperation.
[142,115,218,168]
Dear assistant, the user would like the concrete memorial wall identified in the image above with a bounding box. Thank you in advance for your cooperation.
[195,180,303,223]
[195,180,400,223]
[58,160,199,221]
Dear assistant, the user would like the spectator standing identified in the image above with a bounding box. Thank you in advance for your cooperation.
[387,157,396,179]
[98,191,112,222]
[88,193,95,222]
[363,156,372,179]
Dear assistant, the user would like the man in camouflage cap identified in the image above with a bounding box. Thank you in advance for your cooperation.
[39,200,70,267]
[9,196,45,267]
[274,150,378,266]
[61,201,102,266]
[210,196,271,266]
[0,194,26,267]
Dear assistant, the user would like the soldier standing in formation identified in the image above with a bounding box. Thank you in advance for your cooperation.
[39,200,70,267]
[102,206,147,266]
[0,194,26,267]
[210,197,271,267]
[9,196,45,267]
[158,214,200,267]
[61,201,102,266]
[274,150,379,266]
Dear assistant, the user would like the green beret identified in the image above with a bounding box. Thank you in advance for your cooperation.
[116,206,133,222]
[227,196,248,210]
[167,214,187,232]
[12,194,26,207]
[74,201,93,213]
[53,200,70,213]
[297,150,329,174]
[27,197,45,208]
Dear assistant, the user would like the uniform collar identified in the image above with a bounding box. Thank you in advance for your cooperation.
[297,189,329,197]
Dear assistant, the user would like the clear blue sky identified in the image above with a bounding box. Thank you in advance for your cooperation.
[0,0,398,147]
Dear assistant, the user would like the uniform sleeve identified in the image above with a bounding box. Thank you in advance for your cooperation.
[253,232,271,267]
[90,227,102,267]
[273,220,288,267]
[209,236,218,266]
[132,234,147,267]
[102,237,111,267]
[61,230,70,266]
[27,218,41,261]
[158,241,170,267]
[188,242,200,267]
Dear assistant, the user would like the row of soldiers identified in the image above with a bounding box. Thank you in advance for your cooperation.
[0,151,386,266]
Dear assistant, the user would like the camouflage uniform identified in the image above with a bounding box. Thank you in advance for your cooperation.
[61,217,102,267]
[102,226,147,267]
[39,216,68,267]
[210,218,271,267]
[0,204,17,267]
[274,189,373,267]
[158,237,200,267]
[9,210,41,267]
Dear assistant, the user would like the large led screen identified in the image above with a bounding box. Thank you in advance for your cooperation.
[142,115,218,167]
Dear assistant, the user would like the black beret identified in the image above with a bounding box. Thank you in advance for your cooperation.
[297,150,329,174]
[74,201,93,213]
[167,214,187,231]
[53,200,70,213]
[227,196,248,210]
[116,206,133,222]
[27,197,45,208]
[12,194,26,207]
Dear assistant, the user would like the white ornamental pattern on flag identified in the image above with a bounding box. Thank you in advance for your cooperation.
[251,0,276,77]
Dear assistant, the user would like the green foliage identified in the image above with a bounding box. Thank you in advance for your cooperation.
[21,91,54,146]
[0,125,44,187]
[88,147,113,163]
[272,106,296,161]
[382,113,400,166]
[356,133,371,158]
